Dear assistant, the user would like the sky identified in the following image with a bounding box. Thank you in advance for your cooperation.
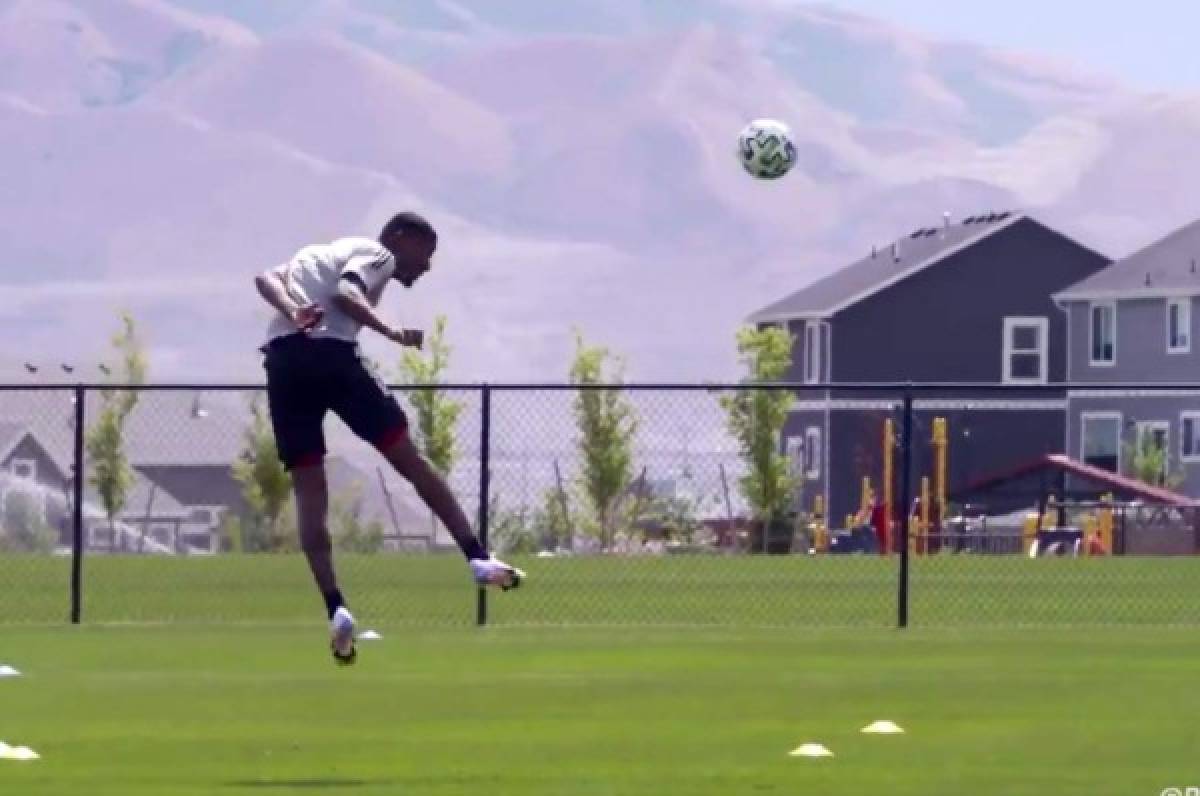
[820,0,1199,92]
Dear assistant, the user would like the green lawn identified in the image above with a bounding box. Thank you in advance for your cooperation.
[5,553,1200,627]
[1,554,1199,794]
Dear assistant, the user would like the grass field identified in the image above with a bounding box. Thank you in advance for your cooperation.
[2,554,1199,794]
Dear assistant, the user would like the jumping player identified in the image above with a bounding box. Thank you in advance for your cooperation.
[253,212,524,665]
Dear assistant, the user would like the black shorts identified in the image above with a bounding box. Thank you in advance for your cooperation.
[262,334,408,470]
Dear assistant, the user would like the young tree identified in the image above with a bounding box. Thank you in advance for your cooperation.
[232,396,293,552]
[330,486,386,554]
[569,331,638,549]
[396,315,462,477]
[720,326,797,538]
[532,486,573,551]
[396,315,464,539]
[0,488,57,553]
[85,312,147,551]
[1123,431,1184,490]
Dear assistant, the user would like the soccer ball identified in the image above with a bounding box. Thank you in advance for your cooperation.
[737,118,796,179]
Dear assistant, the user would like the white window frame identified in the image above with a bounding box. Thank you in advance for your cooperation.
[803,321,821,385]
[1181,412,1200,462]
[1002,317,1049,385]
[1168,298,1191,354]
[785,436,805,479]
[1136,421,1170,484]
[9,458,35,480]
[1081,411,1122,473]
[148,523,173,546]
[804,427,821,479]
[1089,301,1116,367]
[88,523,113,549]
[188,506,221,526]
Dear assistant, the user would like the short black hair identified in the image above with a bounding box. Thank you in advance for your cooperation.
[381,211,437,242]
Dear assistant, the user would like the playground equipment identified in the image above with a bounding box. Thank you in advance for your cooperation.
[897,416,949,555]
[810,494,829,552]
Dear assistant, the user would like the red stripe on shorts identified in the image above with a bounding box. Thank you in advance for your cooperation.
[375,425,408,451]
[290,452,324,470]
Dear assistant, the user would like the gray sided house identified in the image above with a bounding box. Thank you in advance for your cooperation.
[0,421,73,549]
[1057,219,1200,496]
[749,212,1111,525]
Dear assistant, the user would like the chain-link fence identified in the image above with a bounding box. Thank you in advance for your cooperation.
[2,383,1199,627]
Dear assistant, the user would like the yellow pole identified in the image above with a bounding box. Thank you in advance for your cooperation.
[933,417,948,525]
[1098,492,1114,553]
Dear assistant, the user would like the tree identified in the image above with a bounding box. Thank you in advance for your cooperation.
[396,315,463,477]
[531,487,572,551]
[486,496,538,555]
[232,396,293,552]
[569,331,638,549]
[1123,431,1185,490]
[720,326,797,534]
[85,312,147,552]
[0,488,56,553]
[330,487,386,553]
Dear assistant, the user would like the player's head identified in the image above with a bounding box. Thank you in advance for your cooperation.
[379,212,437,287]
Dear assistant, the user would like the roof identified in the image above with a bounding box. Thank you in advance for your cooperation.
[1055,218,1200,301]
[748,211,1025,322]
[0,420,30,462]
[82,470,190,519]
[952,453,1200,508]
[0,389,248,470]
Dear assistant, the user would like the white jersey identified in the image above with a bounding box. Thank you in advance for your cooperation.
[264,237,396,344]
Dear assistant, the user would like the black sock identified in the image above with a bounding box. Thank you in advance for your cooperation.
[323,589,345,620]
[461,537,487,561]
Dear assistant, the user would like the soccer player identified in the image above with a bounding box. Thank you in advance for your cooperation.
[253,212,524,665]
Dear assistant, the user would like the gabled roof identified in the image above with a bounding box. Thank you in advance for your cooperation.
[0,389,247,470]
[748,211,1025,323]
[0,420,30,463]
[1055,218,1200,302]
[86,470,190,520]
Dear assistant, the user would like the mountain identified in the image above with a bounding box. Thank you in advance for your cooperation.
[1,0,1198,385]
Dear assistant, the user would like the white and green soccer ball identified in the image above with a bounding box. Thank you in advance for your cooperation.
[737,118,796,180]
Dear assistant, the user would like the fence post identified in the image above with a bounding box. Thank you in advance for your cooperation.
[70,384,85,625]
[476,383,491,627]
[897,388,913,629]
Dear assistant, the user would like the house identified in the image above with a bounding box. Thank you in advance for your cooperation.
[0,420,74,549]
[1055,219,1200,493]
[748,211,1112,525]
[0,388,432,553]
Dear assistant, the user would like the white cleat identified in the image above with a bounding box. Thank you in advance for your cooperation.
[470,556,526,591]
[330,606,357,666]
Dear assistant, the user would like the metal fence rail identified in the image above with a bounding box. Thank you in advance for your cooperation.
[2,382,1200,627]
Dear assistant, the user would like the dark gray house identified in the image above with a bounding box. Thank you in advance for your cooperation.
[1056,219,1200,493]
[748,211,1112,525]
